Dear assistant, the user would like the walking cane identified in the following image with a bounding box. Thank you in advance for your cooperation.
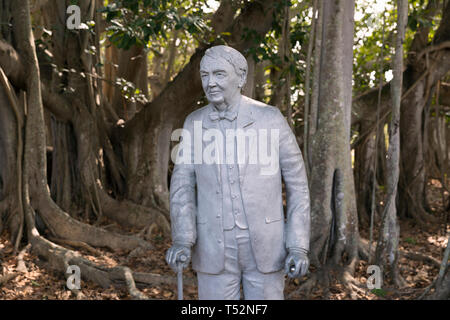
[177,254,187,300]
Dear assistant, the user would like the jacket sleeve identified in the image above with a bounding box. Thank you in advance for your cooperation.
[169,117,197,247]
[275,109,311,252]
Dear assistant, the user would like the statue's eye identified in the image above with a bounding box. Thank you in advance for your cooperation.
[216,72,226,78]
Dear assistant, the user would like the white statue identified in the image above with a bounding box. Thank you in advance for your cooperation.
[166,45,310,300]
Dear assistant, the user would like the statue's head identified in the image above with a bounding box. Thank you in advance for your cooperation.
[200,45,248,107]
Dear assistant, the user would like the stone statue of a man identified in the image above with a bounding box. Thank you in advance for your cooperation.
[166,45,310,300]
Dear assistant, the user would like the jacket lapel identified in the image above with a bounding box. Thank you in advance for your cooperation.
[236,97,256,183]
[202,104,221,185]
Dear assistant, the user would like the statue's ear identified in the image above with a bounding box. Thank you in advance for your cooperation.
[238,73,247,89]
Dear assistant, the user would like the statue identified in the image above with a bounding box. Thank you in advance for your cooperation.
[166,45,310,300]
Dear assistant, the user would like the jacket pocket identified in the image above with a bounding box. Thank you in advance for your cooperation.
[265,202,284,224]
[265,216,283,224]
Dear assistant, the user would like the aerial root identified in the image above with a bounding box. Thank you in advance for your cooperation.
[48,237,102,256]
[28,234,193,299]
[400,251,441,268]
[339,269,368,299]
[0,273,18,287]
[36,195,153,253]
[0,244,31,287]
[16,243,30,273]
[288,265,367,300]
[287,272,318,299]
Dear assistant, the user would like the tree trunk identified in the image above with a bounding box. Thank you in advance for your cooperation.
[307,0,322,170]
[242,55,256,98]
[303,0,359,297]
[351,1,450,229]
[254,60,269,101]
[302,0,318,176]
[0,68,23,246]
[0,0,163,298]
[110,44,148,120]
[375,0,407,288]
[398,0,450,224]
[354,121,377,227]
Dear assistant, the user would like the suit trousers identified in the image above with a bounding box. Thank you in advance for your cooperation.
[197,226,285,300]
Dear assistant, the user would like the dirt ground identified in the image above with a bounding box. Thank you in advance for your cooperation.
[0,179,448,300]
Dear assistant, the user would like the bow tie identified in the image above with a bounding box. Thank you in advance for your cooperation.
[209,110,237,122]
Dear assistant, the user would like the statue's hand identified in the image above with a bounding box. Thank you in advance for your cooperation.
[165,243,191,272]
[284,248,309,278]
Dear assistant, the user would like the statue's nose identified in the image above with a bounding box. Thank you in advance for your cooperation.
[208,76,217,87]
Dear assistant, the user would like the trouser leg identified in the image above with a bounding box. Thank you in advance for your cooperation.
[197,227,285,300]
[236,228,285,300]
[197,228,241,300]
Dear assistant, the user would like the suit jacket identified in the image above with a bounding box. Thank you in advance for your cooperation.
[169,95,310,274]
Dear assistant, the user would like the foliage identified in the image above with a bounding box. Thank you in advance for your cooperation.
[49,0,446,124]
[101,0,211,49]
[371,288,387,297]
[100,0,310,107]
[115,77,149,103]
[353,0,396,93]
[353,0,443,94]
[244,0,309,105]
[404,237,417,245]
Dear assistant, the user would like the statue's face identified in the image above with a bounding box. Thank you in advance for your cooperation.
[200,55,242,107]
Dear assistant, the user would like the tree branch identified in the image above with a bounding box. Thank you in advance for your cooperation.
[0,39,25,88]
[40,82,73,121]
[123,0,278,134]
[416,40,450,60]
[0,39,72,121]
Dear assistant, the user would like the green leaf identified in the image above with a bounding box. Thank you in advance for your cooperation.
[371,288,387,297]
[404,237,417,245]
[31,281,41,287]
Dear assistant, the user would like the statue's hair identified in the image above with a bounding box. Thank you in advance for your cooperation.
[200,45,248,87]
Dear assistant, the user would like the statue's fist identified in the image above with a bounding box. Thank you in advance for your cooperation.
[284,248,309,278]
[165,243,191,272]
